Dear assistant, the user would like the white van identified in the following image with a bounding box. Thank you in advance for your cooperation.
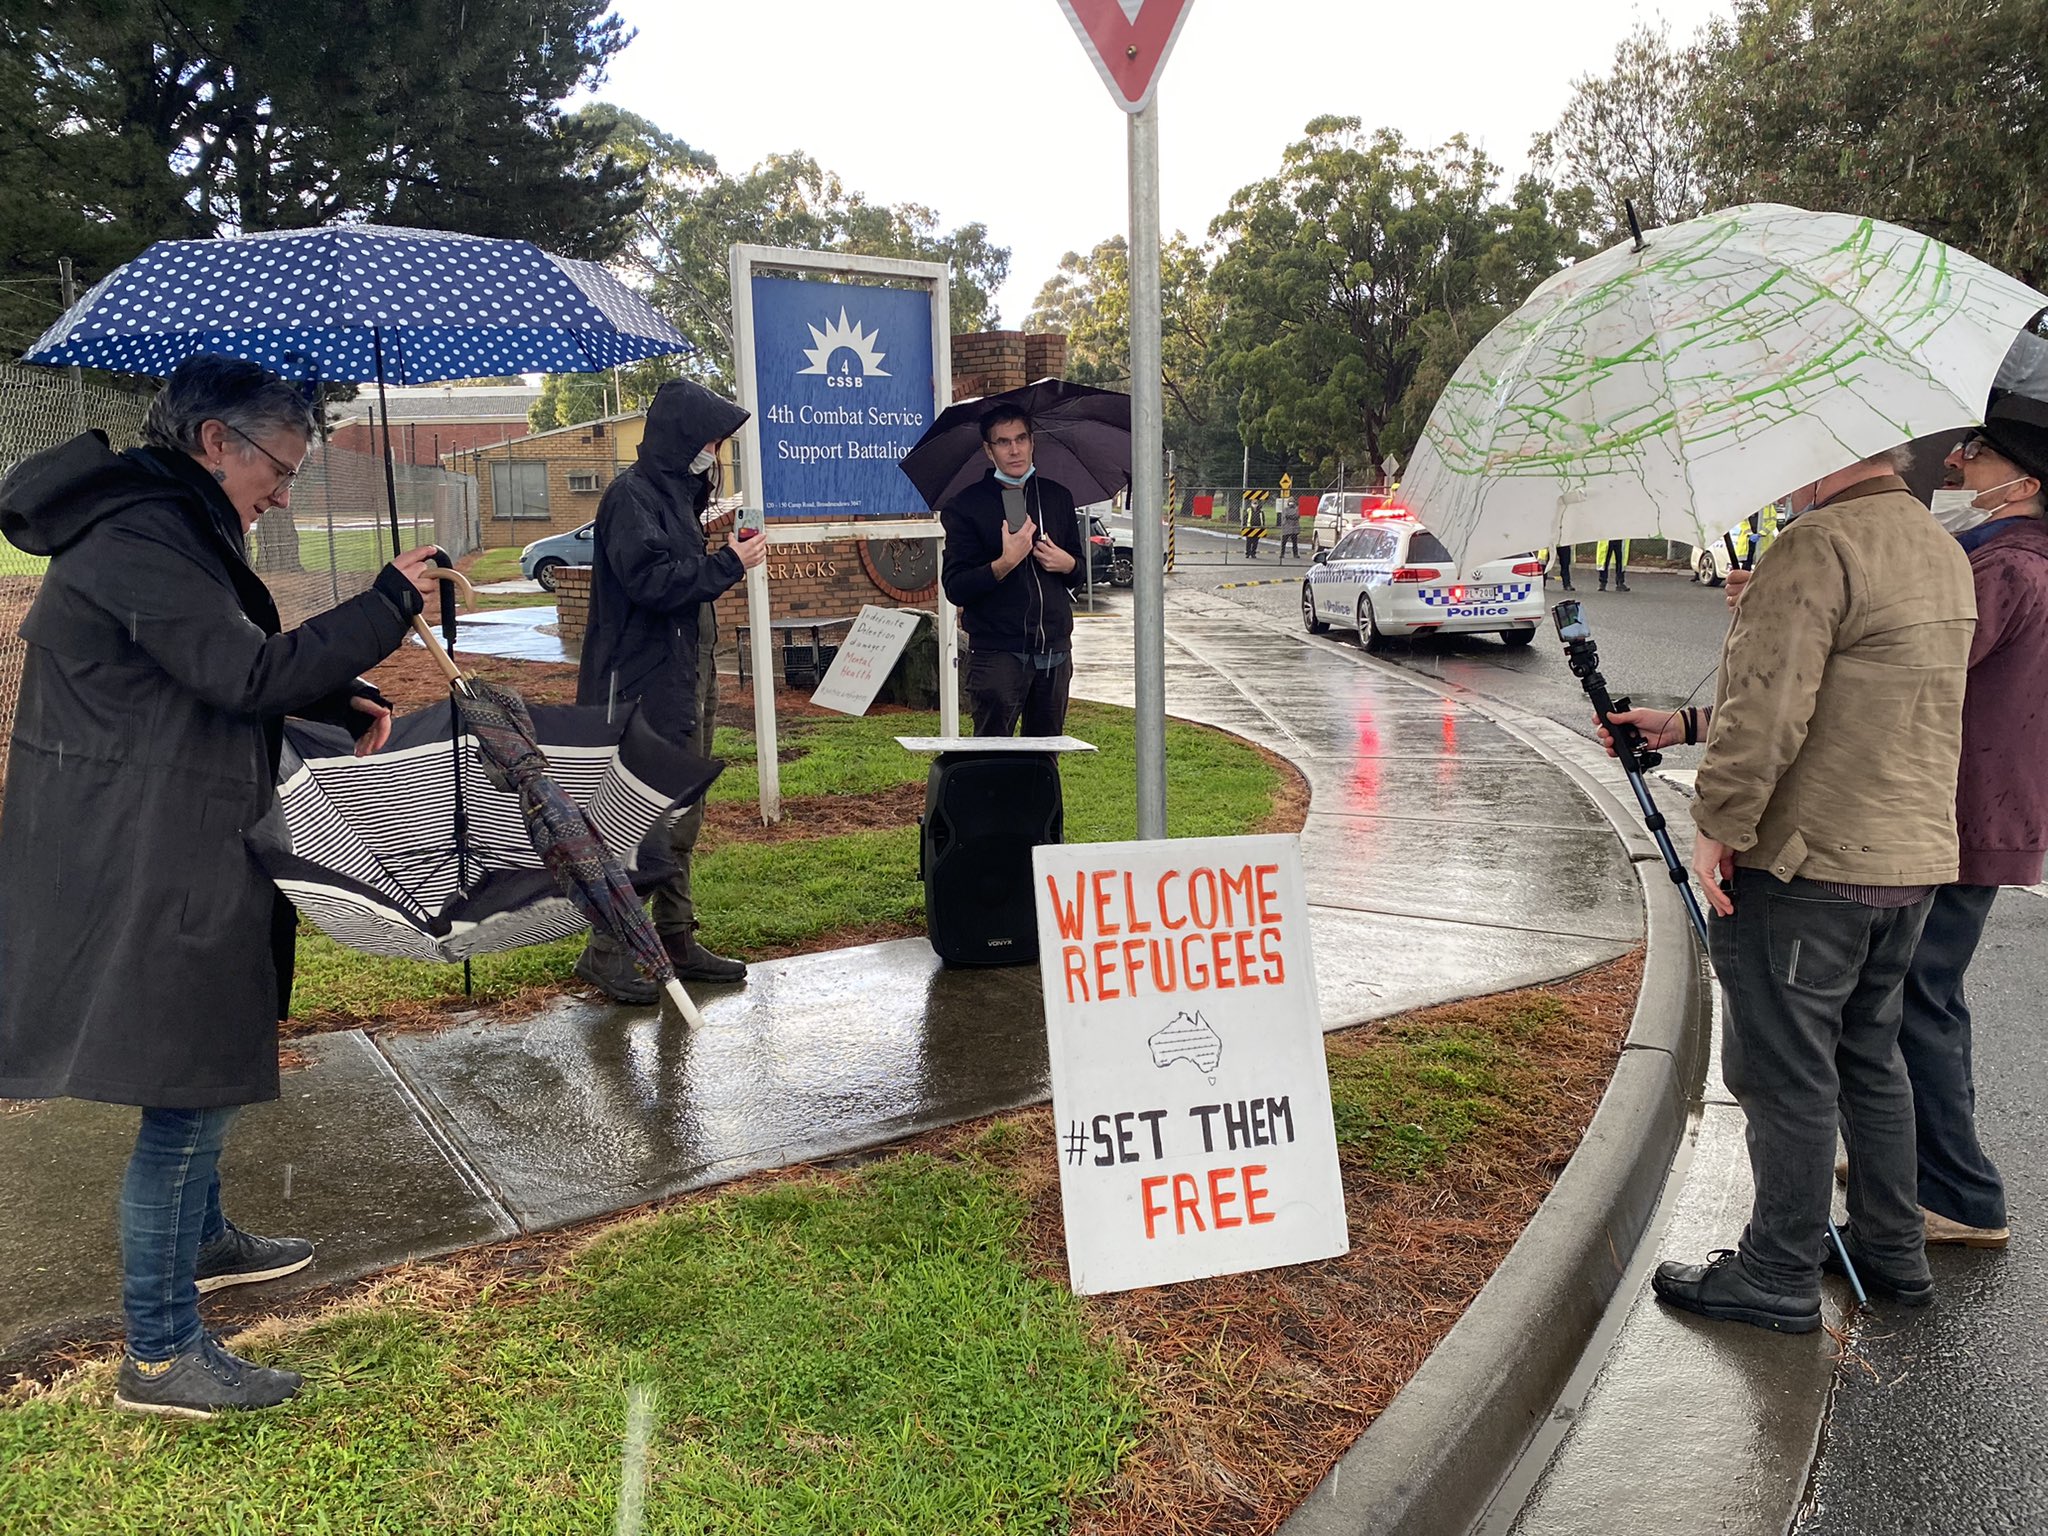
[1312,491,1402,552]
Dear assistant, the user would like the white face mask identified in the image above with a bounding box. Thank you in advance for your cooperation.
[688,448,717,475]
[1930,475,2028,532]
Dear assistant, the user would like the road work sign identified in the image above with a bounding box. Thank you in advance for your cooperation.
[1033,834,1349,1295]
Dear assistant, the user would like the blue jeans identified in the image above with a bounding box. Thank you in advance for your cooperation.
[119,1106,239,1361]
[1899,884,2006,1229]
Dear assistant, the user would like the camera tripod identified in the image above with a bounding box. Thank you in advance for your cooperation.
[1550,600,1868,1305]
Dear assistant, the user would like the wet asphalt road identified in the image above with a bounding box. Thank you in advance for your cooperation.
[1204,554,2048,1536]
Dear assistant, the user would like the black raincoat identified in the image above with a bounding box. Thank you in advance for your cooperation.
[0,434,416,1107]
[576,380,751,740]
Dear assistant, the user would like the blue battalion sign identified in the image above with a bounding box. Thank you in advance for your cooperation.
[749,277,937,520]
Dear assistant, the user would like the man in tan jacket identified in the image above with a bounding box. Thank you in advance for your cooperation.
[1652,447,1976,1333]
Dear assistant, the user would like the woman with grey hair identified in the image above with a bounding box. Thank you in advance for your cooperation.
[0,354,440,1417]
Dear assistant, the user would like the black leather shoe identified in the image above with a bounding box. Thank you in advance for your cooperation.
[574,946,659,1005]
[1822,1230,1934,1306]
[1652,1249,1822,1333]
[662,930,747,984]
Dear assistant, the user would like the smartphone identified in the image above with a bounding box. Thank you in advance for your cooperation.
[736,506,765,542]
[1004,501,1028,534]
[1551,599,1590,643]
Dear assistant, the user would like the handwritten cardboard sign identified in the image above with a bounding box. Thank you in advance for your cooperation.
[1032,834,1349,1295]
[810,604,924,716]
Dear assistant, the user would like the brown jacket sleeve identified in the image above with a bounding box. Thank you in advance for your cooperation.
[1693,519,1854,852]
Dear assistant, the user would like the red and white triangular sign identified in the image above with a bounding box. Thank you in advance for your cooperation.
[1055,0,1197,114]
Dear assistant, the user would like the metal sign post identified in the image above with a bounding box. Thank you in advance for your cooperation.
[729,244,957,825]
[1055,0,1196,843]
[1128,102,1167,840]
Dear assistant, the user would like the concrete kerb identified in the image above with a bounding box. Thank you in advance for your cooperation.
[1269,631,1710,1536]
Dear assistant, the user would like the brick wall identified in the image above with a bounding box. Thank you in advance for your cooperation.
[553,565,593,646]
[1023,333,1068,382]
[330,420,527,465]
[951,331,1029,400]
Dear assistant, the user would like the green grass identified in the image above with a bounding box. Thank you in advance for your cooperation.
[1326,997,1568,1178]
[288,700,1285,1023]
[0,1154,1140,1535]
[465,547,527,584]
[0,991,1598,1532]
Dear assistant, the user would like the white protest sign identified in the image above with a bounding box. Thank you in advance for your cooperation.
[1033,834,1349,1295]
[809,604,924,716]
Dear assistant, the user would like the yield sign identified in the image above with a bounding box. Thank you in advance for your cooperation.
[1055,0,1197,114]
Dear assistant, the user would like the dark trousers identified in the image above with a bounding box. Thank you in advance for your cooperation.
[1710,871,1932,1295]
[1279,528,1300,559]
[121,1105,238,1360]
[1598,544,1625,586]
[1553,544,1575,587]
[586,609,715,957]
[1899,883,2005,1228]
[966,647,1072,738]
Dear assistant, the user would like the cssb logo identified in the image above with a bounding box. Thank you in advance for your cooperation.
[798,308,890,389]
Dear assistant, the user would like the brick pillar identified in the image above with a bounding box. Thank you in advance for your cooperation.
[553,566,592,647]
[1024,333,1068,382]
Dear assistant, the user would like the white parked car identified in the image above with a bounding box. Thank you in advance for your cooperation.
[1302,516,1547,649]
[1311,490,1401,552]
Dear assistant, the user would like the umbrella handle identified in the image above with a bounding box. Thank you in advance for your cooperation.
[420,564,479,602]
[409,615,467,688]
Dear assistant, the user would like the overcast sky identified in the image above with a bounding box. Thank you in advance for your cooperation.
[595,0,1732,325]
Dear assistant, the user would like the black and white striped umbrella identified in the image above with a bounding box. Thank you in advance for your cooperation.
[254,701,718,964]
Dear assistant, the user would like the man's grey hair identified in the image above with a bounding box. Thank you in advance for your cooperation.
[140,355,319,456]
[1880,443,1915,476]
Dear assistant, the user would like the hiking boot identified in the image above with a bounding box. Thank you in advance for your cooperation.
[195,1221,314,1295]
[1823,1229,1934,1305]
[1922,1207,2010,1250]
[1652,1249,1821,1333]
[114,1334,303,1420]
[661,929,747,984]
[574,944,659,1005]
[1615,581,1631,592]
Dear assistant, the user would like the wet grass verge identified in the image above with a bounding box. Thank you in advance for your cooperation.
[4,955,1639,1534]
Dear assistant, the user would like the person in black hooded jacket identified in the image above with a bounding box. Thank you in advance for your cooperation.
[939,404,1085,736]
[0,355,440,1418]
[574,379,767,1001]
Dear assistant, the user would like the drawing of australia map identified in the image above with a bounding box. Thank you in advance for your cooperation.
[1149,1010,1222,1080]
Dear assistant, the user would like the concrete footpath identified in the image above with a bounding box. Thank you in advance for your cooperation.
[3,584,1679,1528]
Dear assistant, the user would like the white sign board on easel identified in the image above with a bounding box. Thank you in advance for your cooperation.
[810,604,924,716]
[1032,833,1348,1295]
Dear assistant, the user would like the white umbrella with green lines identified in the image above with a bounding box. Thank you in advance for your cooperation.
[1403,203,2048,574]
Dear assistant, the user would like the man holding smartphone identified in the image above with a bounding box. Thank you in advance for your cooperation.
[939,404,1086,736]
[574,380,769,1003]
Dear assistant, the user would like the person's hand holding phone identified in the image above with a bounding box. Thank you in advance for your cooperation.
[997,515,1036,576]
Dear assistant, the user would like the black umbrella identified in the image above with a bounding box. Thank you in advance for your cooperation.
[898,378,1132,509]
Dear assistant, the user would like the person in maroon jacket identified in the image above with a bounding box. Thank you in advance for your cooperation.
[1899,391,2048,1249]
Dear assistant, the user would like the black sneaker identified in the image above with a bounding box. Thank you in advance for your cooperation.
[1822,1230,1934,1306]
[574,944,660,1005]
[114,1334,303,1419]
[195,1221,314,1295]
[1652,1249,1822,1333]
[662,930,747,984]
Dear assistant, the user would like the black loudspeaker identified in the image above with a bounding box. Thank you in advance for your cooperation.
[920,752,1063,966]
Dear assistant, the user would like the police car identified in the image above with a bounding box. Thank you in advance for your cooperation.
[1301,511,1546,649]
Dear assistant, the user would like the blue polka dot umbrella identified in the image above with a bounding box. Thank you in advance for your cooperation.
[23,223,691,384]
[21,223,695,554]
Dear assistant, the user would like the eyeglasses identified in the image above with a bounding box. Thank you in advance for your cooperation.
[226,423,303,487]
[1952,433,1993,462]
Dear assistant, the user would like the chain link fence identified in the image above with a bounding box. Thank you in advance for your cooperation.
[1,362,480,815]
